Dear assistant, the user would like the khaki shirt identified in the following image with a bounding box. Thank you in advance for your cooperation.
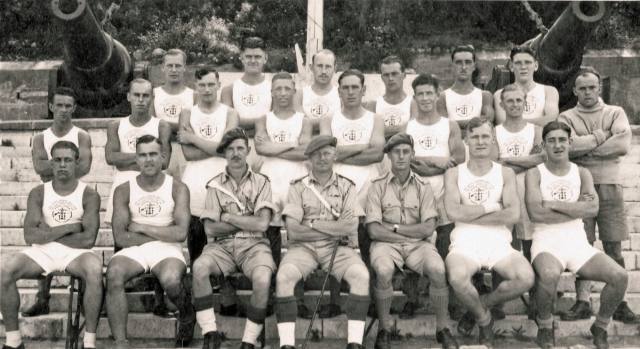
[201,167,276,237]
[365,171,438,230]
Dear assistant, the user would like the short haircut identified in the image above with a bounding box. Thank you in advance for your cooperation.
[272,71,294,85]
[311,49,336,65]
[129,78,153,92]
[542,121,572,141]
[241,36,265,51]
[135,135,162,151]
[164,48,187,64]
[575,67,601,83]
[338,69,365,86]
[195,67,219,80]
[51,87,77,104]
[500,83,525,100]
[466,117,493,135]
[451,45,476,62]
[50,140,80,160]
[411,74,439,92]
[380,55,404,71]
[509,46,536,61]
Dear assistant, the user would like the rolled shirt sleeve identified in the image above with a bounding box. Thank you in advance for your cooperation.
[419,182,439,223]
[282,185,304,223]
[254,178,278,214]
[364,182,384,225]
[200,187,222,222]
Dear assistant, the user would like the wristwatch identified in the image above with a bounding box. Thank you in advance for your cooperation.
[309,219,315,229]
[393,224,399,233]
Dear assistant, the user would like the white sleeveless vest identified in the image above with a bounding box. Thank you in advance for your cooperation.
[453,162,511,242]
[43,126,80,159]
[331,110,378,192]
[445,88,483,121]
[523,83,546,120]
[495,123,535,159]
[534,163,584,234]
[182,104,228,216]
[405,117,451,197]
[375,94,412,134]
[129,174,174,227]
[302,85,341,120]
[42,181,86,227]
[232,78,271,121]
[153,86,194,123]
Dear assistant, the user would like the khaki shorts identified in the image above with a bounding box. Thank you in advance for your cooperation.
[112,241,186,272]
[21,242,95,276]
[585,184,628,242]
[370,240,442,275]
[199,236,276,277]
[281,240,365,281]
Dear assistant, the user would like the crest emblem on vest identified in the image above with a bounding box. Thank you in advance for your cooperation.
[341,125,365,144]
[524,95,537,114]
[272,130,290,143]
[125,131,143,151]
[455,104,474,119]
[136,196,163,217]
[50,200,76,224]
[505,138,527,157]
[198,121,218,139]
[241,94,258,107]
[463,180,493,204]
[384,109,403,127]
[418,135,437,151]
[161,99,183,120]
[549,181,574,202]
[310,101,330,118]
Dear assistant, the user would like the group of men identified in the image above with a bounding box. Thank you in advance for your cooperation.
[1,37,637,349]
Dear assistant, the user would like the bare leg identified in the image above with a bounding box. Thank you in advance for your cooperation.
[66,253,104,334]
[1,254,46,331]
[105,256,145,341]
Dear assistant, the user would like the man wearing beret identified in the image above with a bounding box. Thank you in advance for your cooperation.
[191,128,277,349]
[366,133,459,349]
[275,135,371,349]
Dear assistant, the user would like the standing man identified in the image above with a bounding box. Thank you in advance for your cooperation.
[23,87,93,318]
[178,67,239,269]
[151,48,195,179]
[406,74,466,319]
[295,49,341,133]
[444,118,534,347]
[191,128,276,349]
[558,68,640,323]
[437,45,494,130]
[275,135,370,349]
[363,55,414,139]
[221,36,272,171]
[366,133,459,349]
[493,46,559,126]
[105,78,172,224]
[526,121,628,349]
[106,135,195,349]
[2,141,102,349]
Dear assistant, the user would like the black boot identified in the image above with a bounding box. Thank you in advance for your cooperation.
[202,331,223,349]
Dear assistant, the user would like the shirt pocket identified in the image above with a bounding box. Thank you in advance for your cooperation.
[219,196,242,215]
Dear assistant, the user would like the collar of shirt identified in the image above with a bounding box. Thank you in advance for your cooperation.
[386,170,418,189]
[307,171,340,190]
[221,166,253,188]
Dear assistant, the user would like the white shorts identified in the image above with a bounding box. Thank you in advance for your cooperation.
[532,228,600,273]
[112,241,186,272]
[449,233,517,270]
[21,242,95,276]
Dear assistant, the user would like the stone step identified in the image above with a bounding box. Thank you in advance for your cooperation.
[2,228,115,246]
[2,312,640,341]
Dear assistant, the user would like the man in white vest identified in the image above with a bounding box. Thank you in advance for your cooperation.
[1,141,102,349]
[23,87,93,318]
[444,117,534,347]
[437,45,494,131]
[526,121,628,349]
[150,48,195,179]
[106,135,195,349]
[221,36,272,171]
[294,49,341,134]
[493,46,559,126]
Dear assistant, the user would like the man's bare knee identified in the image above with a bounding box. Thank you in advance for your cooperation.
[106,264,128,290]
[372,259,395,286]
[344,264,370,293]
[276,264,303,294]
[251,267,272,290]
[192,258,217,281]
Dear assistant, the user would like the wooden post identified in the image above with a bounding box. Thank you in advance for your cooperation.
[306,0,324,69]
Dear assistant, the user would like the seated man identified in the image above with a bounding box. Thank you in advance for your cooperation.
[366,133,459,349]
[443,118,534,347]
[275,136,370,349]
[192,128,276,349]
[1,141,102,349]
[526,121,628,349]
[106,135,195,349]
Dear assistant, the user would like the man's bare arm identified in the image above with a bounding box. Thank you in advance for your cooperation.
[481,91,495,124]
[31,134,53,180]
[105,120,139,171]
[544,167,599,219]
[340,116,385,165]
[111,183,155,248]
[525,167,575,223]
[471,167,520,225]
[76,131,93,177]
[23,186,80,244]
[220,85,234,107]
[55,187,100,249]
[223,207,272,233]
[367,222,409,243]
